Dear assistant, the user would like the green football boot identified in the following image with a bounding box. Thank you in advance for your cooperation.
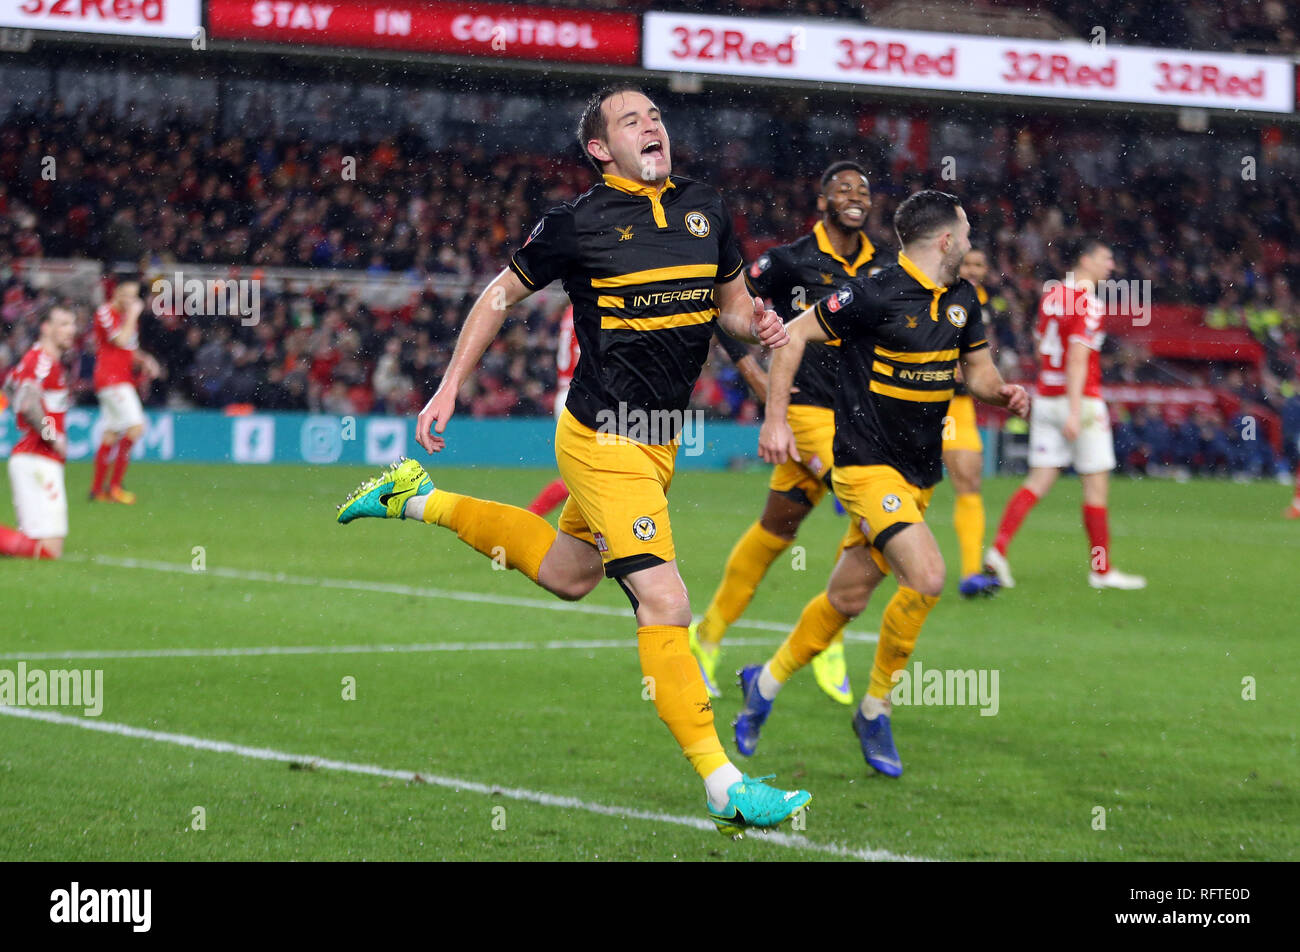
[337,457,433,525]
[708,773,811,839]
[688,621,723,698]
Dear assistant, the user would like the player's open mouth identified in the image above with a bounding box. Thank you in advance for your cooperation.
[641,140,664,159]
[842,205,866,222]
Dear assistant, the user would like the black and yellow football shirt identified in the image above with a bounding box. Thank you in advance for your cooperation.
[813,253,989,488]
[510,173,745,443]
[747,221,890,410]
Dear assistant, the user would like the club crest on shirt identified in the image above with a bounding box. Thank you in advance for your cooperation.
[685,212,710,238]
[827,287,852,313]
[633,516,657,541]
[749,255,770,278]
[882,494,902,513]
[946,304,968,328]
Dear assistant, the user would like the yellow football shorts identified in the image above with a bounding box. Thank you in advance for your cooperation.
[833,464,935,575]
[769,404,836,506]
[555,408,677,577]
[942,394,983,453]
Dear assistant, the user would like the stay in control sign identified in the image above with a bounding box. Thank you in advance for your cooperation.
[643,12,1294,114]
[208,0,640,65]
[2,0,201,39]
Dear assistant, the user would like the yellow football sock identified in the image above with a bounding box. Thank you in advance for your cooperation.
[638,625,730,778]
[771,591,850,683]
[423,490,554,584]
[868,586,939,698]
[698,521,791,644]
[953,492,986,578]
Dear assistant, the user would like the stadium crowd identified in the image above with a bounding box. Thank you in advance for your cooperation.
[2,96,1298,477]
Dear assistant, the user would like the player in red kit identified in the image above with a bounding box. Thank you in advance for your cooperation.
[527,304,579,517]
[2,306,77,560]
[986,238,1146,590]
[89,277,159,504]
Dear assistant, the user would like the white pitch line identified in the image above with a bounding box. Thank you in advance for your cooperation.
[0,706,926,863]
[0,636,778,662]
[56,553,879,641]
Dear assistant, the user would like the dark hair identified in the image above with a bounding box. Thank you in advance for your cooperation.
[41,302,74,324]
[577,85,651,172]
[894,190,962,246]
[114,273,142,289]
[821,160,869,191]
[1063,236,1107,266]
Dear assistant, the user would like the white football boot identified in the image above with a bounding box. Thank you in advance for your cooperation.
[1089,568,1147,590]
[983,547,1016,589]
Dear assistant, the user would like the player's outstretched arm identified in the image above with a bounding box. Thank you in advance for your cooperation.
[961,347,1029,419]
[759,308,827,464]
[416,268,534,453]
[715,274,788,349]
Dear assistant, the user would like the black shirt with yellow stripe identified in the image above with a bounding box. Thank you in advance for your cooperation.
[813,254,989,488]
[510,173,744,443]
[746,221,890,410]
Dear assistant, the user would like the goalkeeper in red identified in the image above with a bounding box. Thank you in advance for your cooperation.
[737,191,1029,777]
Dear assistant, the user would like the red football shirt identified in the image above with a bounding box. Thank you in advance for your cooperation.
[1036,281,1103,398]
[92,303,136,390]
[7,344,68,462]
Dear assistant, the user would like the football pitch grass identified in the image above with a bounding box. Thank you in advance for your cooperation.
[1,462,1296,862]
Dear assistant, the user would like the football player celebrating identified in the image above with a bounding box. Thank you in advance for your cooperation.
[985,239,1146,590]
[89,276,159,504]
[336,86,810,835]
[690,160,888,706]
[2,306,76,560]
[738,191,1029,776]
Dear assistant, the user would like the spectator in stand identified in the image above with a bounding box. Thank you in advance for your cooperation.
[1191,406,1233,475]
